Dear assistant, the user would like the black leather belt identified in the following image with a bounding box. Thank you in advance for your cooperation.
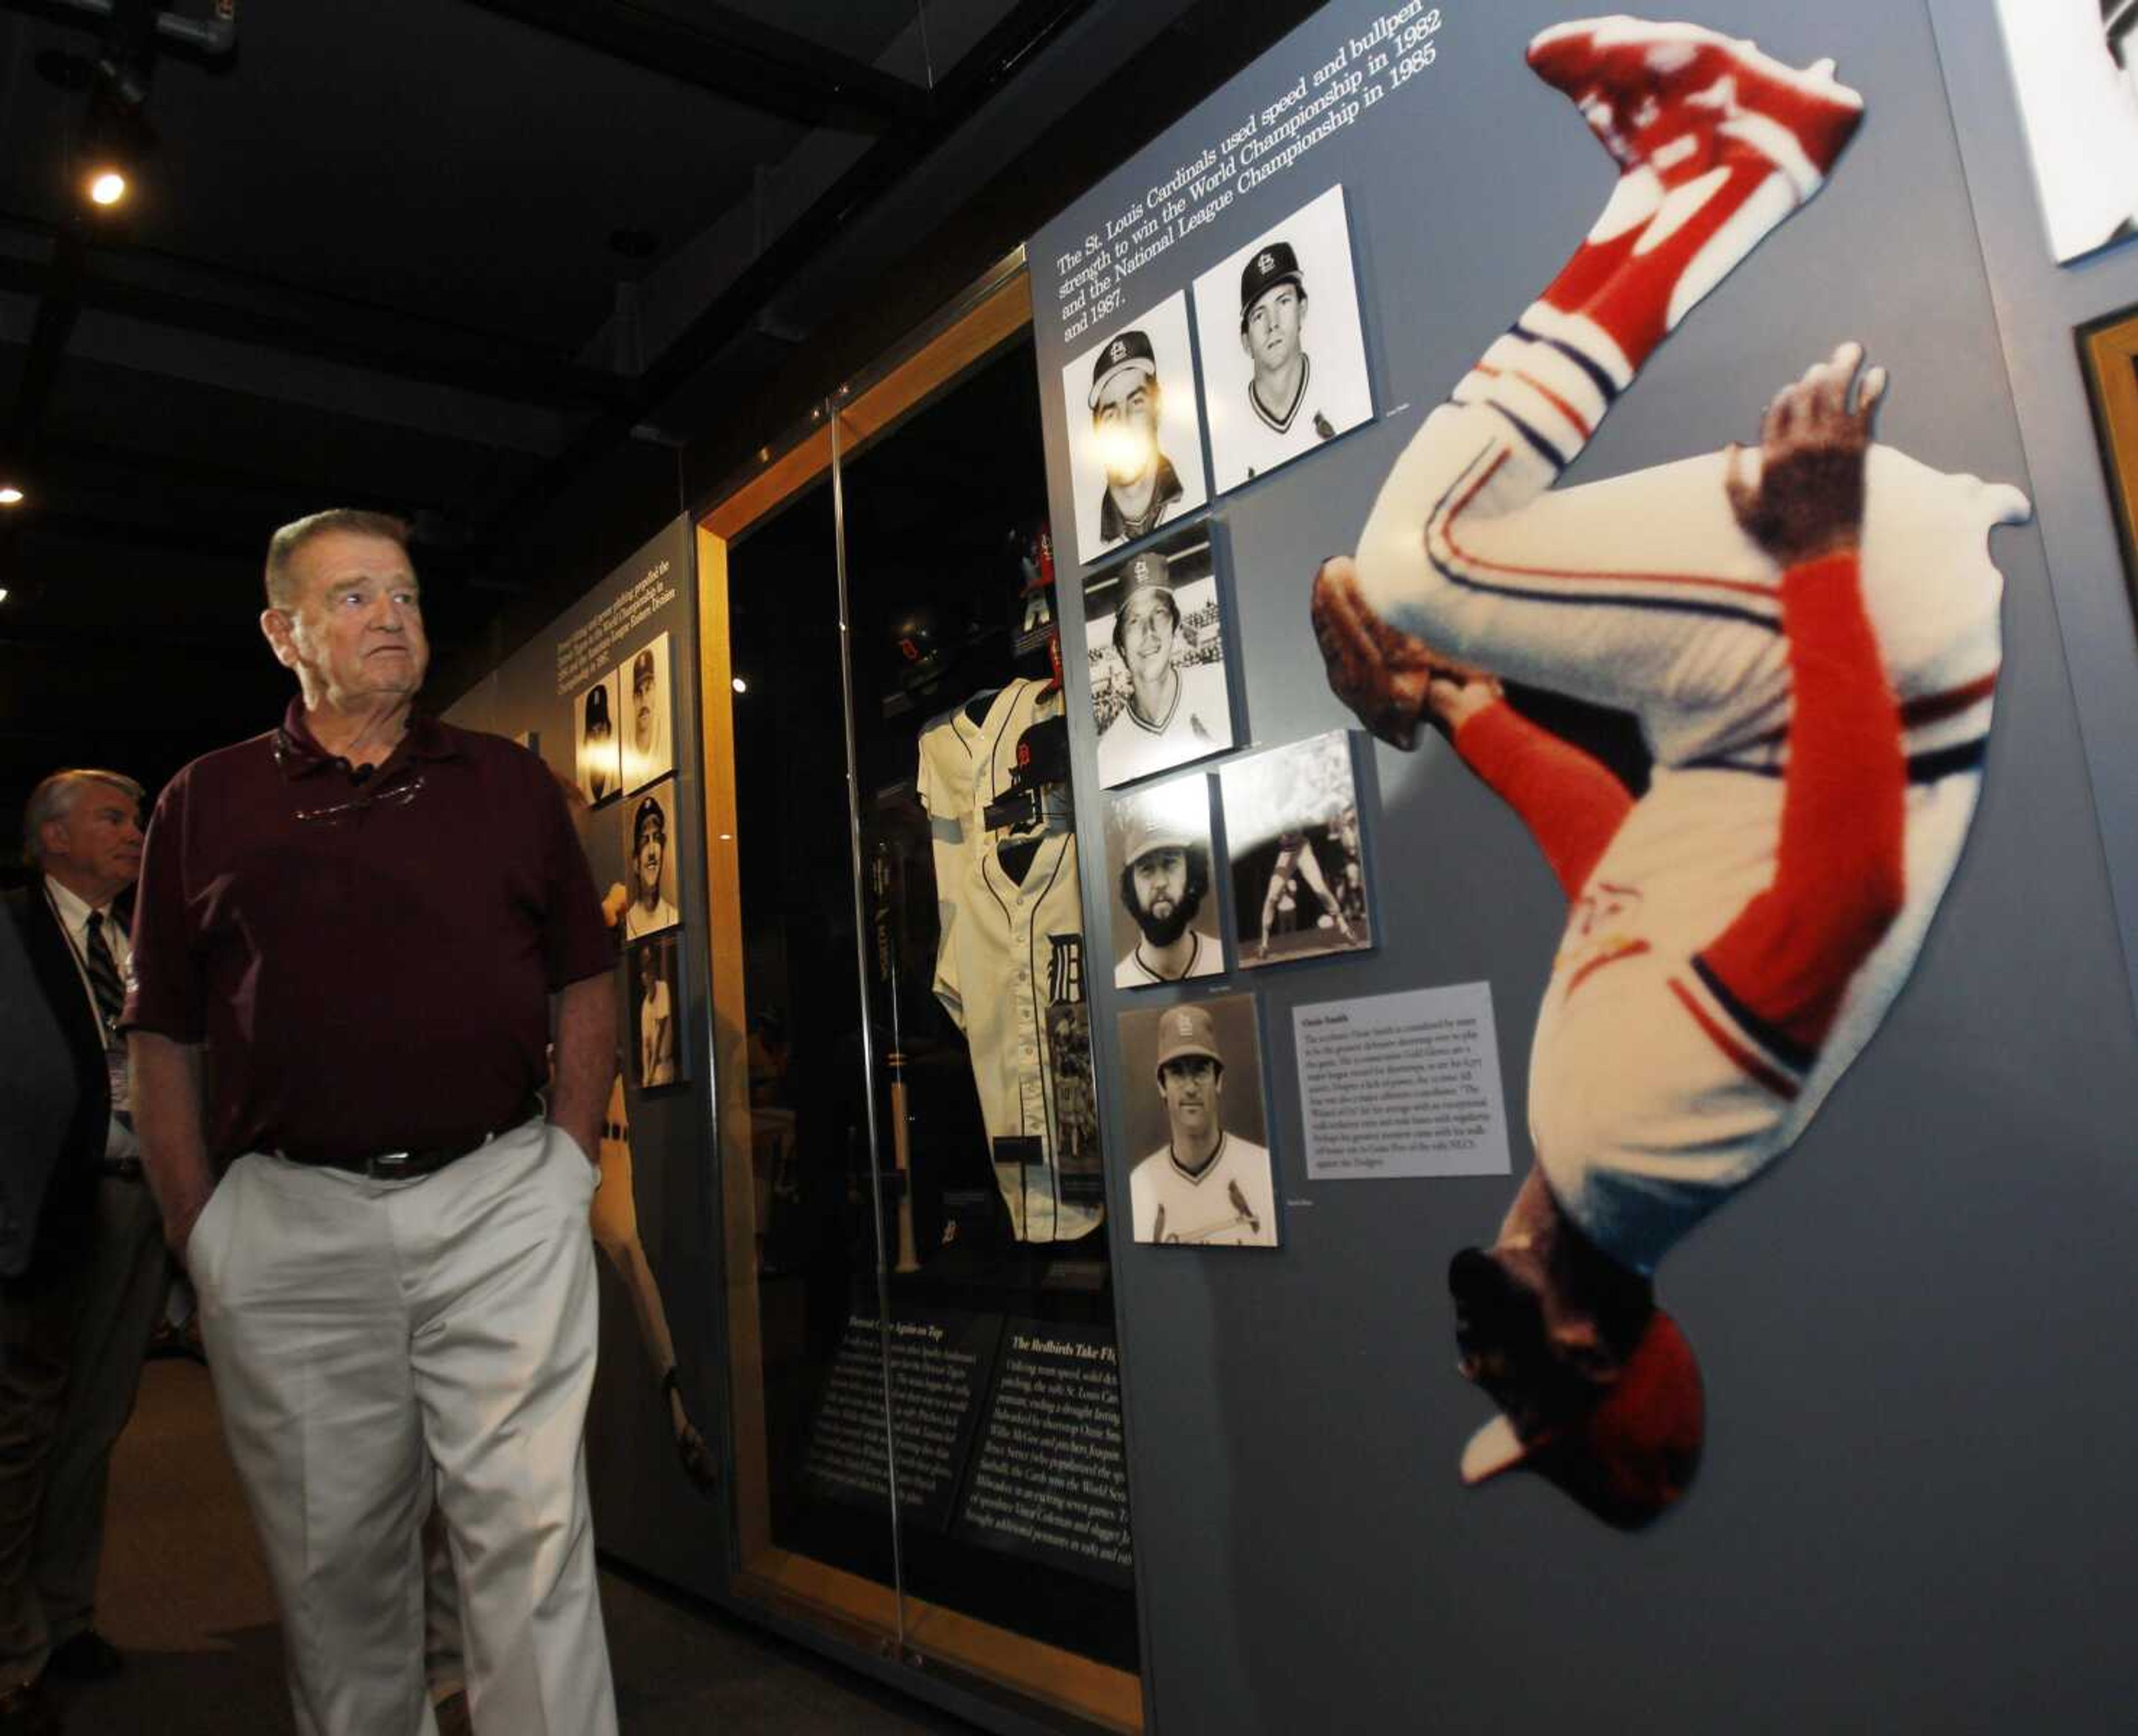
[302,1097,542,1181]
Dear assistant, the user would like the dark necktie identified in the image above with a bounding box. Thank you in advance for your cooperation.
[82,910,125,1036]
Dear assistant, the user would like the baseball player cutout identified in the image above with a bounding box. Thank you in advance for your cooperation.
[1308,17,2028,1525]
[1095,551,1231,788]
[1115,814,1224,987]
[1128,1003,1277,1248]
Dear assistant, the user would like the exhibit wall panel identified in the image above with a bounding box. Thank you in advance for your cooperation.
[443,516,732,1600]
[1929,0,2138,1014]
[1026,2,2138,1732]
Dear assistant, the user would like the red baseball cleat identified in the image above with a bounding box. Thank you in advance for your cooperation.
[1529,16,1864,197]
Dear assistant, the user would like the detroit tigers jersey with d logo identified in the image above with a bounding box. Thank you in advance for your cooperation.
[918,679,1097,1242]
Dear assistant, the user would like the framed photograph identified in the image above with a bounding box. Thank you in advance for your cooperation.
[1995,0,2138,262]
[1191,184,1376,493]
[1059,290,1210,567]
[621,631,674,793]
[1082,523,1234,788]
[621,776,682,940]
[1219,730,1371,969]
[1117,993,1277,1248]
[573,669,622,807]
[628,933,686,1090]
[1104,773,1225,988]
[2079,302,2138,626]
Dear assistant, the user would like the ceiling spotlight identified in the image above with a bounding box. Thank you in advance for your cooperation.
[0,486,24,507]
[0,589,9,605]
[731,676,749,694]
[87,168,129,207]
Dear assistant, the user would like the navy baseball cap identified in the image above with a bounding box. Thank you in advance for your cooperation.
[632,795,666,850]
[1112,550,1172,617]
[1088,328,1158,408]
[1239,241,1305,325]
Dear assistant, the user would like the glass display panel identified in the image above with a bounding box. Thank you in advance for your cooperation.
[724,474,903,1603]
[837,340,1140,1674]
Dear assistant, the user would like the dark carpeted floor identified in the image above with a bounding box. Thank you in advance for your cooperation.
[57,1358,977,1734]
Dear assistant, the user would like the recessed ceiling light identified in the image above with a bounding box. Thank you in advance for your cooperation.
[0,486,24,507]
[731,676,749,694]
[87,169,128,207]
[0,589,9,605]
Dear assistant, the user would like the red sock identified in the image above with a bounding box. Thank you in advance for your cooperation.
[1454,701,1634,902]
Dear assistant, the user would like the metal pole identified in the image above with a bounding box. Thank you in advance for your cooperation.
[827,399,909,1656]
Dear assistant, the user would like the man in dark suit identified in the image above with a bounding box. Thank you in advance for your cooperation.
[1,769,163,1734]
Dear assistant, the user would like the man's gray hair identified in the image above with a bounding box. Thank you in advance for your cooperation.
[23,769,145,867]
[263,509,411,609]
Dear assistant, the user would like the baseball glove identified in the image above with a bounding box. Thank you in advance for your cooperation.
[1309,557,1443,751]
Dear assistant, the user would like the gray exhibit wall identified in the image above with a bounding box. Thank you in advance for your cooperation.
[1028,3,2138,1732]
[1929,0,2138,1016]
[443,517,730,1600]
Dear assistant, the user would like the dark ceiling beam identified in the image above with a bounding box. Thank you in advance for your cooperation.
[0,0,238,62]
[457,0,930,132]
[39,434,447,514]
[465,0,1099,552]
[0,252,635,413]
[3,228,86,464]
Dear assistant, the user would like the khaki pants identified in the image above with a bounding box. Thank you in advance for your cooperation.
[0,1175,166,1688]
[192,1120,616,1736]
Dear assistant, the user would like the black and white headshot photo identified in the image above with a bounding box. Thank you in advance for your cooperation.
[1997,0,2138,261]
[1219,729,1372,968]
[1191,184,1375,494]
[1119,994,1278,1248]
[573,669,622,807]
[1060,290,1210,566]
[1083,524,1234,789]
[622,777,681,940]
[621,632,673,792]
[630,934,685,1089]
[1105,773,1224,988]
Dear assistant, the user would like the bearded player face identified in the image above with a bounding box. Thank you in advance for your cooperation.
[1119,842,1209,947]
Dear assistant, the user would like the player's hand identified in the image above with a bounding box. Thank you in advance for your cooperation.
[1311,556,1444,750]
[1725,341,1884,567]
[1423,670,1503,738]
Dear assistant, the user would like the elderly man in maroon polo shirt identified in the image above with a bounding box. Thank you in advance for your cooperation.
[123,509,620,1736]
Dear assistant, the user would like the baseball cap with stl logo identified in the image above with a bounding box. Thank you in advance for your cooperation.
[1239,240,1305,325]
[1088,328,1158,409]
[1114,550,1172,619]
[1153,1002,1222,1083]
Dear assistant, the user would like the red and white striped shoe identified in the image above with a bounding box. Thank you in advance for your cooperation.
[1528,16,1864,199]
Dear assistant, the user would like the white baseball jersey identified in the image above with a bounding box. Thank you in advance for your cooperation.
[917,681,1096,1242]
[918,680,1071,912]
[1354,392,2023,1274]
[622,896,678,940]
[1218,354,1370,490]
[1129,1134,1277,1247]
[1095,659,1231,788]
[1115,931,1224,988]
